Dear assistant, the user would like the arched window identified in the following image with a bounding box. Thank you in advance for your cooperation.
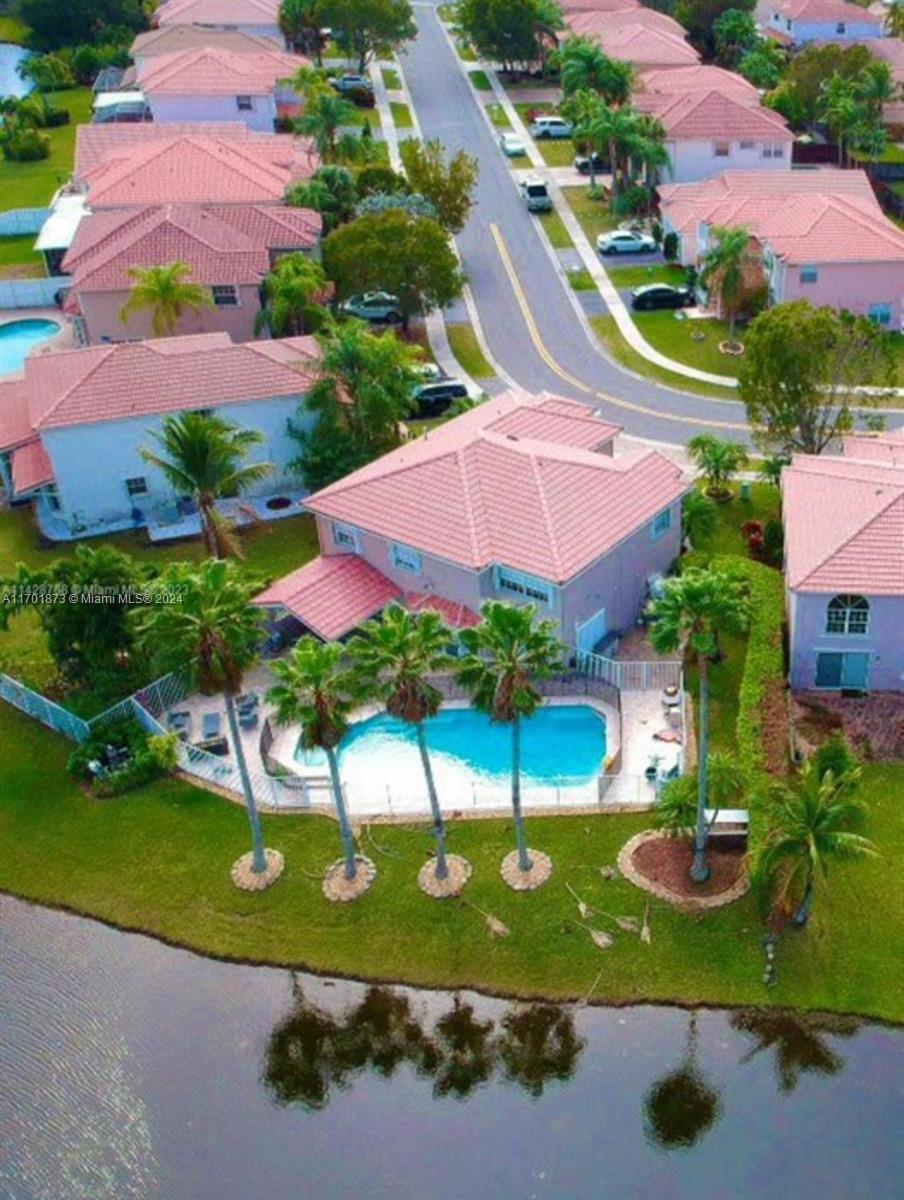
[826,595,869,636]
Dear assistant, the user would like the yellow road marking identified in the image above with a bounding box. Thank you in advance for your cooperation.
[489,223,749,432]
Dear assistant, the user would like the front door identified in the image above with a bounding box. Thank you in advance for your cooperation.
[815,652,870,690]
[576,607,607,654]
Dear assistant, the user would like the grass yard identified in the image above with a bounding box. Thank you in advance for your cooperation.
[446,321,495,379]
[485,101,511,129]
[349,106,381,128]
[468,69,492,90]
[0,15,28,41]
[561,185,619,241]
[0,235,43,279]
[456,41,476,62]
[536,208,573,249]
[512,102,575,165]
[690,484,780,560]
[389,101,412,129]
[0,88,93,209]
[607,263,690,290]
[566,267,595,291]
[0,697,900,1021]
[634,311,742,378]
[588,315,739,401]
[382,66,401,91]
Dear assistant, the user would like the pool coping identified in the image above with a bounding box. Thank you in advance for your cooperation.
[0,306,75,371]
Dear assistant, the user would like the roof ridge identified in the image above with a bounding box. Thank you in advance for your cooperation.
[33,345,117,429]
[527,451,564,579]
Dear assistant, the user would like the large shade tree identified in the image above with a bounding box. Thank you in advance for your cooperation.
[141,412,272,559]
[119,262,214,338]
[322,0,417,70]
[458,0,564,75]
[398,138,479,234]
[647,568,750,883]
[455,602,564,882]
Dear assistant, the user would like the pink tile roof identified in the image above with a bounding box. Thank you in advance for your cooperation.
[559,0,640,9]
[639,66,760,105]
[253,554,401,639]
[306,391,686,584]
[0,376,35,452]
[11,439,54,494]
[783,444,904,594]
[137,47,303,96]
[155,0,280,26]
[659,169,904,265]
[403,592,480,628]
[567,8,688,39]
[840,434,904,467]
[11,333,318,434]
[566,10,700,67]
[75,121,259,175]
[770,0,881,24]
[635,88,791,141]
[63,204,320,291]
[78,133,318,207]
[132,26,281,57]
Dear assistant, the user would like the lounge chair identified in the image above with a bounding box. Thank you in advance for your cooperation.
[201,711,221,740]
[167,710,192,740]
[238,707,259,731]
[236,692,259,712]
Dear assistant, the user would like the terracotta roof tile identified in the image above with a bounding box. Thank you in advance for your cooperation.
[567,10,700,66]
[0,377,36,451]
[635,88,791,140]
[253,554,400,638]
[403,592,480,628]
[769,0,882,24]
[76,122,261,175]
[640,65,759,104]
[156,0,280,25]
[137,47,303,96]
[132,26,280,57]
[11,439,54,494]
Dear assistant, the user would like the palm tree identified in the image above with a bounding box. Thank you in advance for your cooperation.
[135,559,278,883]
[267,637,369,887]
[853,60,896,125]
[456,601,564,883]
[755,760,876,927]
[119,262,214,338]
[699,225,758,344]
[348,605,459,886]
[681,490,717,550]
[561,90,609,188]
[558,36,633,105]
[430,996,496,1099]
[687,433,749,500]
[296,89,358,159]
[759,455,790,488]
[647,568,750,882]
[821,73,861,167]
[654,751,747,840]
[255,253,328,338]
[141,412,272,558]
[886,0,904,37]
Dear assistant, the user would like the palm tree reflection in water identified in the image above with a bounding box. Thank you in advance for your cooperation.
[643,1013,722,1151]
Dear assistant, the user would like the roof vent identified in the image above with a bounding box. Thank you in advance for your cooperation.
[506,434,518,441]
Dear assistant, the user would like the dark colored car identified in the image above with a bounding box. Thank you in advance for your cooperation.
[574,152,607,175]
[412,379,468,417]
[630,283,695,311]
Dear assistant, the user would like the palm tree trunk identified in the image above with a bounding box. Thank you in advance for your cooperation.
[792,869,814,926]
[200,498,216,557]
[512,716,532,872]
[691,655,710,883]
[225,691,267,873]
[326,745,358,880]
[416,721,448,879]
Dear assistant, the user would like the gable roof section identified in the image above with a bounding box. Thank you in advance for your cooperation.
[771,0,882,25]
[640,65,759,104]
[132,25,281,57]
[566,10,699,66]
[567,8,688,38]
[75,121,257,175]
[306,391,685,584]
[155,0,280,26]
[62,204,320,291]
[635,88,791,141]
[14,334,318,433]
[137,47,303,95]
[253,554,401,639]
[783,451,904,595]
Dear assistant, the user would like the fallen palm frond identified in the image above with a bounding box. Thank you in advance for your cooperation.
[460,898,511,938]
[565,881,594,921]
[599,866,619,881]
[640,901,652,945]
[362,823,404,860]
[572,920,614,950]
[582,967,605,1006]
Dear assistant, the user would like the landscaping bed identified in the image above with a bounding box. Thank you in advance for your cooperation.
[631,834,746,900]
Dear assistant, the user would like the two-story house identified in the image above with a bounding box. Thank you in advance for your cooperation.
[565,9,701,70]
[0,333,320,541]
[783,431,904,693]
[131,25,281,69]
[254,391,688,650]
[153,0,284,46]
[755,0,884,45]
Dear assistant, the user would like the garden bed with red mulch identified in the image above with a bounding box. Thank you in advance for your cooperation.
[632,835,745,899]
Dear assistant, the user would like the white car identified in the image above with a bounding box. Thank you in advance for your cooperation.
[530,115,573,139]
[498,131,526,157]
[596,229,657,256]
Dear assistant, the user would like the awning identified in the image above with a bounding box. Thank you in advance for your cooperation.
[34,195,89,253]
[11,439,54,495]
[93,90,146,110]
[253,554,400,640]
[404,592,480,629]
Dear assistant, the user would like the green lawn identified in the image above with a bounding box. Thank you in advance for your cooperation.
[468,69,492,91]
[456,41,476,62]
[485,101,511,129]
[348,106,381,129]
[0,88,93,209]
[389,100,413,129]
[382,67,401,91]
[607,263,689,290]
[0,15,29,42]
[588,314,739,401]
[0,235,43,279]
[566,267,595,291]
[690,484,780,560]
[635,311,742,378]
[561,185,619,242]
[446,322,495,379]
[850,144,904,165]
[536,208,573,249]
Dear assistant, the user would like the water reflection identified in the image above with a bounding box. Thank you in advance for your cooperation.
[263,984,584,1108]
[643,1013,722,1150]
[730,1009,861,1094]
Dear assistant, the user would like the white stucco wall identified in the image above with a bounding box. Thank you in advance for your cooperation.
[146,92,278,132]
[665,139,792,183]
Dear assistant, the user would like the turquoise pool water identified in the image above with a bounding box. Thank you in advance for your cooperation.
[296,704,607,797]
[0,319,61,375]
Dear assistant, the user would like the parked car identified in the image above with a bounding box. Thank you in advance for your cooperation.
[412,378,468,417]
[574,152,606,175]
[340,291,402,322]
[330,73,372,94]
[415,362,443,381]
[498,131,527,157]
[518,177,552,212]
[630,283,695,311]
[530,115,573,139]
[596,229,657,256]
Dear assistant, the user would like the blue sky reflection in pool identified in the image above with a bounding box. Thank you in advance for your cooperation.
[0,319,60,375]
[297,704,606,799]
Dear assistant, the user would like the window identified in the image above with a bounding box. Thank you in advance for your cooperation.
[211,284,239,307]
[799,265,818,284]
[713,142,730,157]
[236,95,253,111]
[826,594,869,636]
[332,522,358,551]
[391,542,422,575]
[762,143,785,159]
[651,507,672,539]
[836,21,845,33]
[868,303,892,327]
[43,484,61,512]
[815,651,869,690]
[494,566,552,607]
[125,476,148,498]
[739,140,755,150]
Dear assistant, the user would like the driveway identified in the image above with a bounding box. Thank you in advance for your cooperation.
[400,2,750,442]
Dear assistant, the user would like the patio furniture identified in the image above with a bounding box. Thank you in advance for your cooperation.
[201,712,221,740]
[236,692,259,712]
[196,735,229,757]
[105,745,130,770]
[167,710,192,740]
[238,707,259,731]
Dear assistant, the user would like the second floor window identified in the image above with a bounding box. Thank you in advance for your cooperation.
[494,566,552,607]
[799,265,818,284]
[332,522,358,551]
[211,285,239,307]
[391,542,422,575]
[836,22,845,33]
[826,594,869,636]
[236,95,253,111]
[651,508,672,538]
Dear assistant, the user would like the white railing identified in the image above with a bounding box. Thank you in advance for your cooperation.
[576,650,682,691]
[0,673,90,741]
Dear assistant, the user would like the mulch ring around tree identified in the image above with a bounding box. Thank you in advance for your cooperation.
[618,831,749,912]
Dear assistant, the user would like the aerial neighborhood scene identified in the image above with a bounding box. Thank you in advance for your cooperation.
[0,0,902,1193]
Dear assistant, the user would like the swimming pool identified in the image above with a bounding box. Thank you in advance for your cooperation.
[296,704,607,801]
[0,319,61,376]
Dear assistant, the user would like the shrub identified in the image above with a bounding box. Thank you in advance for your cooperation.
[356,165,409,196]
[42,107,70,128]
[651,219,663,245]
[762,518,784,568]
[0,121,50,161]
[611,184,651,219]
[662,231,679,262]
[66,717,147,780]
[814,731,858,783]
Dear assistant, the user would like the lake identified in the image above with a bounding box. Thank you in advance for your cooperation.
[0,896,900,1200]
[0,43,31,101]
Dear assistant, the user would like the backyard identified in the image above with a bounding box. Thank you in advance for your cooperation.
[0,88,93,209]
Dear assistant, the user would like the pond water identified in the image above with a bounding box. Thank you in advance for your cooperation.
[0,897,901,1200]
[0,43,32,101]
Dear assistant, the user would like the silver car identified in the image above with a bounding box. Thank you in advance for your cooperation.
[340,291,402,322]
[596,229,657,256]
[530,116,573,139]
[498,131,526,157]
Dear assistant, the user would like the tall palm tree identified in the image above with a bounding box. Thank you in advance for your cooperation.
[687,433,749,500]
[699,225,758,343]
[296,89,358,159]
[821,73,861,167]
[255,252,328,338]
[755,760,876,927]
[558,35,633,104]
[647,568,750,882]
[456,601,564,881]
[885,0,904,37]
[141,412,272,558]
[119,262,214,337]
[853,60,896,125]
[348,605,457,884]
[267,637,367,885]
[135,559,276,881]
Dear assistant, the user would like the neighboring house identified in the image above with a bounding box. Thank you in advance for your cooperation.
[131,26,281,67]
[634,87,792,183]
[639,65,760,106]
[61,204,321,344]
[559,0,641,11]
[755,0,884,44]
[783,431,904,693]
[254,391,688,650]
[860,37,904,132]
[0,334,320,540]
[566,9,701,69]
[154,0,283,45]
[659,169,904,326]
[136,47,305,131]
